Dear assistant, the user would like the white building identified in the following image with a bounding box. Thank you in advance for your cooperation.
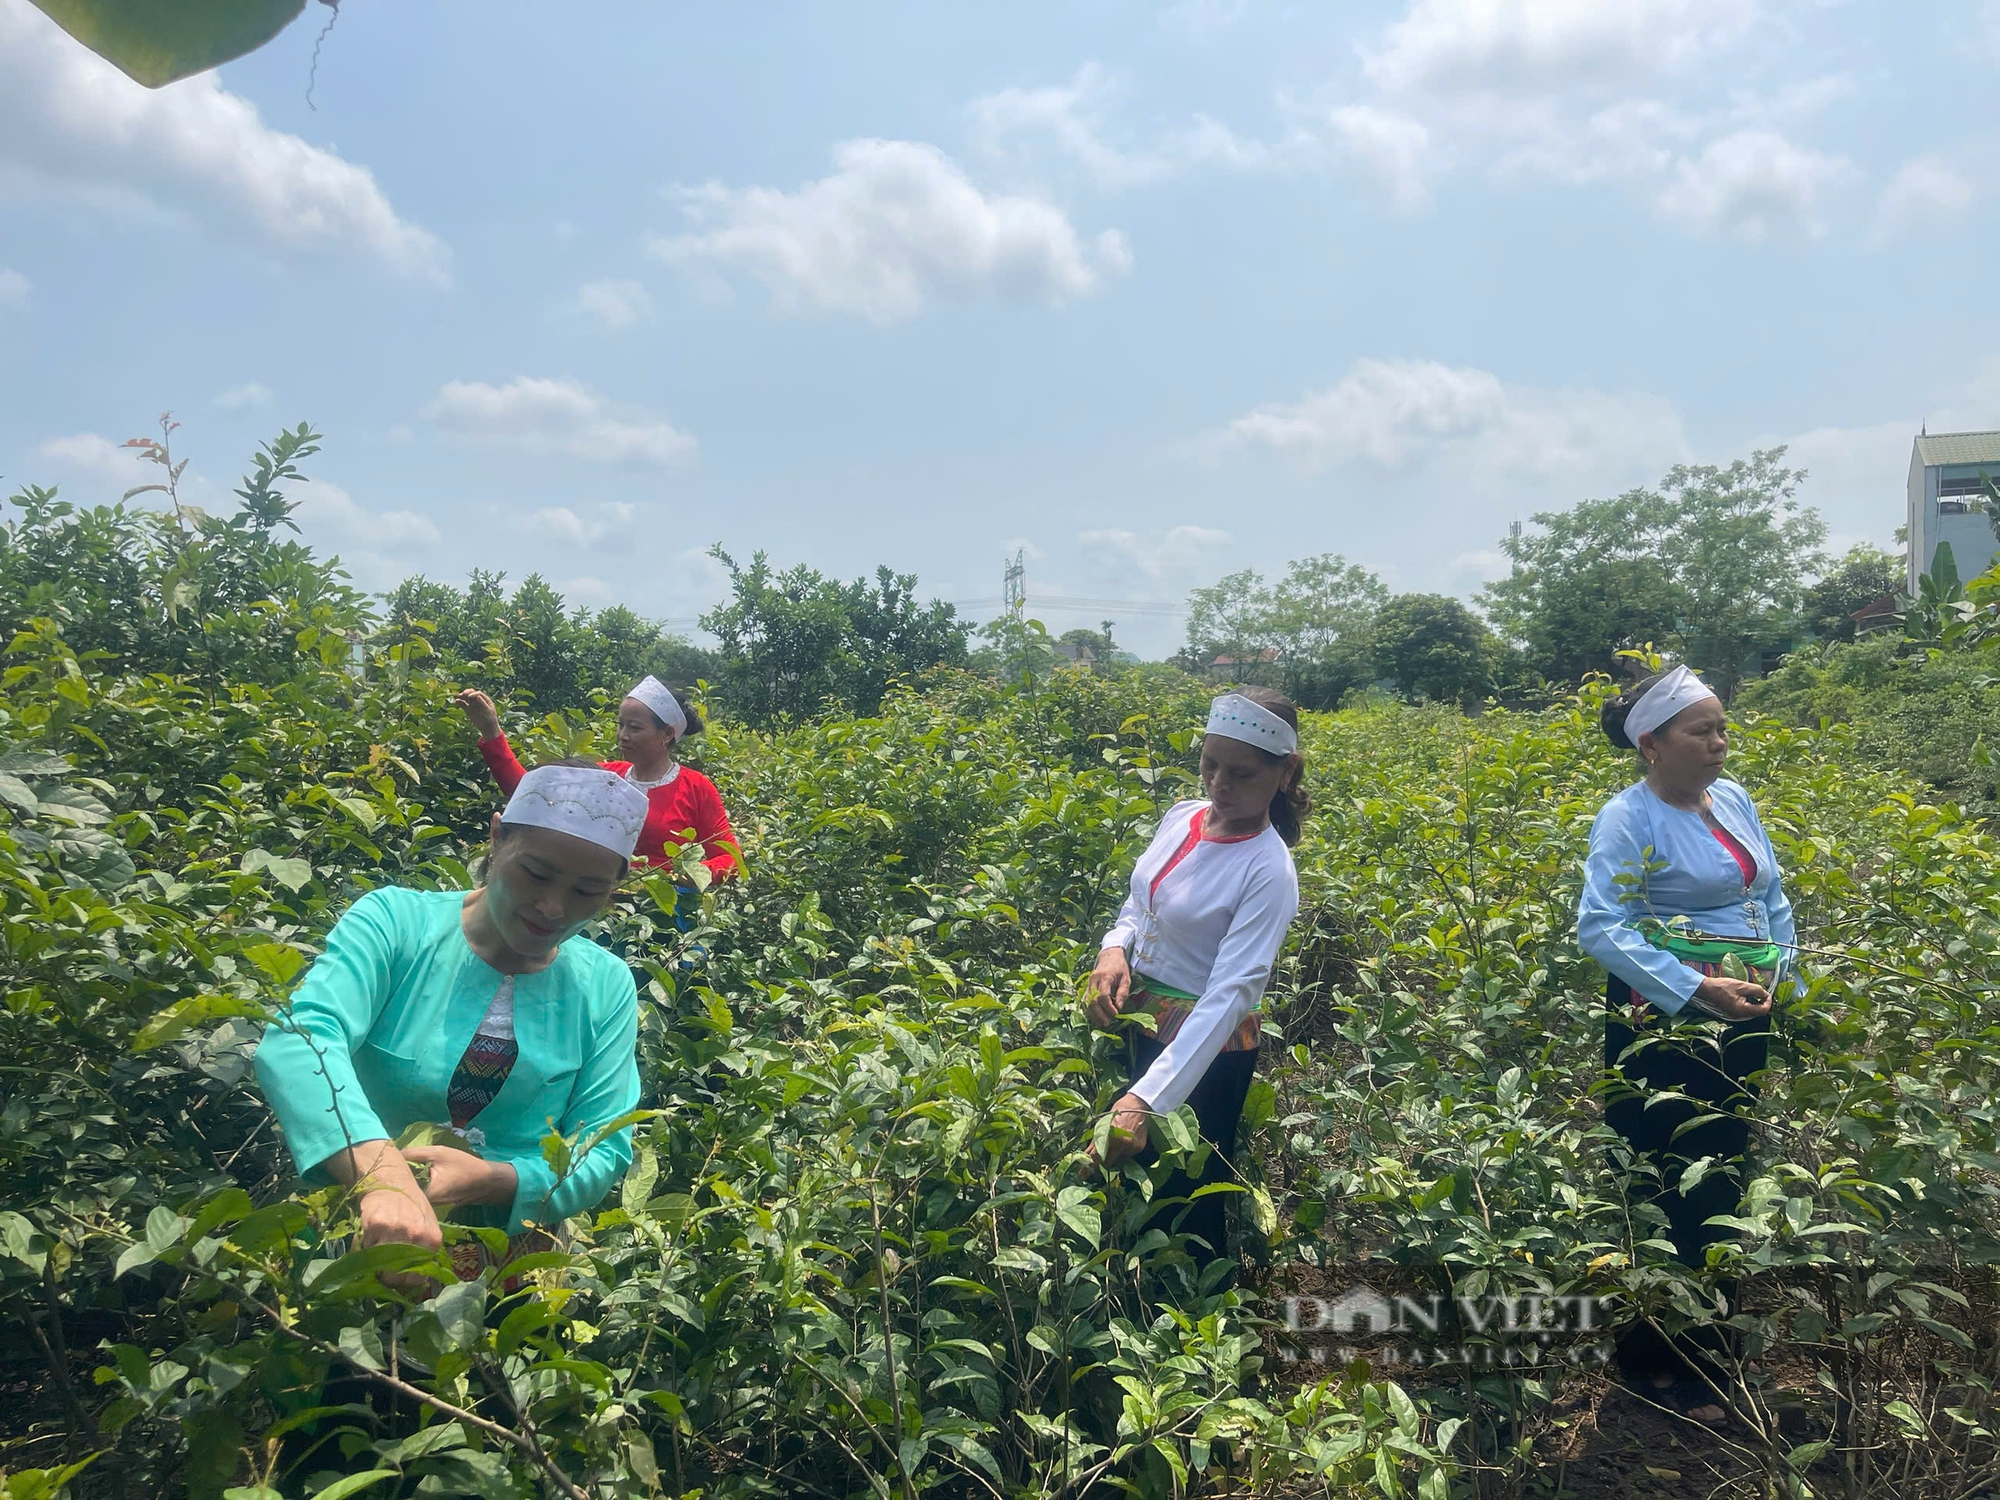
[1908,430,2000,592]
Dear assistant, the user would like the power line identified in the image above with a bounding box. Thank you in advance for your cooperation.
[952,594,1190,616]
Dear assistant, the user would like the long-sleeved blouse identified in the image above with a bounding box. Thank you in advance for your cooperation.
[1101,799,1299,1113]
[1577,776,1795,1015]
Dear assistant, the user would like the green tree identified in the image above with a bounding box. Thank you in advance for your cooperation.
[1184,554,1387,707]
[974,615,1060,683]
[701,549,968,724]
[1371,593,1497,705]
[1055,622,1121,666]
[1,421,371,688]
[1801,543,1903,643]
[844,565,971,711]
[376,572,715,712]
[1482,448,1827,691]
[1185,569,1275,680]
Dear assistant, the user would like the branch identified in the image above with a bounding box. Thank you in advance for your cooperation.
[238,1292,590,1500]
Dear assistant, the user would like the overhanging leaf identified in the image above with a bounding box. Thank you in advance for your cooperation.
[27,0,308,89]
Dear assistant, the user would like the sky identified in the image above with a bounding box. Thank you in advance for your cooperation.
[1,0,1995,658]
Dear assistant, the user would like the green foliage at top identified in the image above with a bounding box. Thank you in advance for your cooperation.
[8,427,2000,1500]
[377,571,717,719]
[0,421,371,690]
[1183,555,1387,710]
[27,0,304,88]
[700,547,971,724]
[1482,448,1828,689]
[1799,543,1902,643]
[1367,594,1499,707]
[1738,636,2000,812]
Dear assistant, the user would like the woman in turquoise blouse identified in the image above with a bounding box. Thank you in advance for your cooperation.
[254,761,649,1261]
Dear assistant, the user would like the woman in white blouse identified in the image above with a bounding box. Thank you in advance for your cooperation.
[1087,688,1306,1270]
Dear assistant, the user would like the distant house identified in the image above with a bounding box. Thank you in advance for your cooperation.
[1851,594,1901,636]
[1208,647,1280,670]
[1908,430,2000,592]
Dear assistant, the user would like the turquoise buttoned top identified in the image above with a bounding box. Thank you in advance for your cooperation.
[253,886,640,1234]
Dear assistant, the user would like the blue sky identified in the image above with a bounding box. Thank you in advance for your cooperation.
[2,0,1994,657]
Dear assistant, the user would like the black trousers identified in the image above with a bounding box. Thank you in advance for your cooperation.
[1126,1033,1259,1270]
[1603,976,1769,1382]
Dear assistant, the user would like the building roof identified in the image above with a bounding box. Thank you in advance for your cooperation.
[1211,647,1280,665]
[1915,430,2000,466]
[1851,594,1899,622]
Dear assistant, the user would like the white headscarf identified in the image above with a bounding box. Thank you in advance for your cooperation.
[501,765,649,860]
[1624,664,1718,745]
[1205,692,1299,756]
[626,676,688,737]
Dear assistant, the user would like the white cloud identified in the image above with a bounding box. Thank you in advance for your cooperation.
[1773,359,2000,548]
[1158,0,1252,40]
[1076,525,1231,588]
[971,66,1173,189]
[1447,548,1509,582]
[0,266,27,308]
[1364,0,1761,95]
[215,381,274,411]
[1328,106,1436,210]
[973,8,1858,242]
[517,501,641,547]
[971,66,1314,190]
[303,480,441,549]
[1655,129,1852,239]
[556,576,617,604]
[651,138,1130,322]
[36,431,139,481]
[291,480,442,592]
[0,0,447,281]
[1220,357,1688,479]
[573,279,654,330]
[1874,155,1976,242]
[424,377,696,467]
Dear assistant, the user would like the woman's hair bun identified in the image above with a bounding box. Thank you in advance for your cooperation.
[1599,671,1663,750]
[1232,685,1312,846]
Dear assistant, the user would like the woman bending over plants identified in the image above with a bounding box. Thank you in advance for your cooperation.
[457,676,740,884]
[1578,664,1794,1423]
[1086,687,1306,1274]
[252,762,647,1280]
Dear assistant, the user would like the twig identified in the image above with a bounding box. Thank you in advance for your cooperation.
[863,1179,915,1500]
[238,1291,590,1500]
[25,1282,95,1437]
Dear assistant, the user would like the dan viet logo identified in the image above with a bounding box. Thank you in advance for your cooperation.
[1280,1284,1616,1369]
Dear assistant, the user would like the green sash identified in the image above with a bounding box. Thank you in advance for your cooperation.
[1132,973,1199,1003]
[1634,919,1781,972]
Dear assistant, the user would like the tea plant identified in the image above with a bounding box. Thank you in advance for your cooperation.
[7,447,2000,1499]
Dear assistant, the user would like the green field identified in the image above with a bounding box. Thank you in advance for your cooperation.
[7,470,2000,1500]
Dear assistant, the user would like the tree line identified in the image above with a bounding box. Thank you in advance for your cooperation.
[1182,449,1903,710]
[0,431,1921,732]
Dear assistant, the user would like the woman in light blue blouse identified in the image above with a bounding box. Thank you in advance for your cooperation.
[1577,664,1793,1421]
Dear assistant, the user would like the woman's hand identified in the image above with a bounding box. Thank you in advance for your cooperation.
[404,1145,518,1210]
[1087,947,1132,1030]
[337,1142,444,1295]
[1088,1092,1151,1166]
[454,688,502,740]
[1688,975,1772,1021]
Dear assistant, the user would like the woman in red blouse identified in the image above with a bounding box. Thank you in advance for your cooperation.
[455,677,739,883]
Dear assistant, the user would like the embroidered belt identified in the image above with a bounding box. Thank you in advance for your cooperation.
[1129,973,1261,1053]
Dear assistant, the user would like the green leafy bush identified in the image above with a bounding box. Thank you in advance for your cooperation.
[9,441,2000,1500]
